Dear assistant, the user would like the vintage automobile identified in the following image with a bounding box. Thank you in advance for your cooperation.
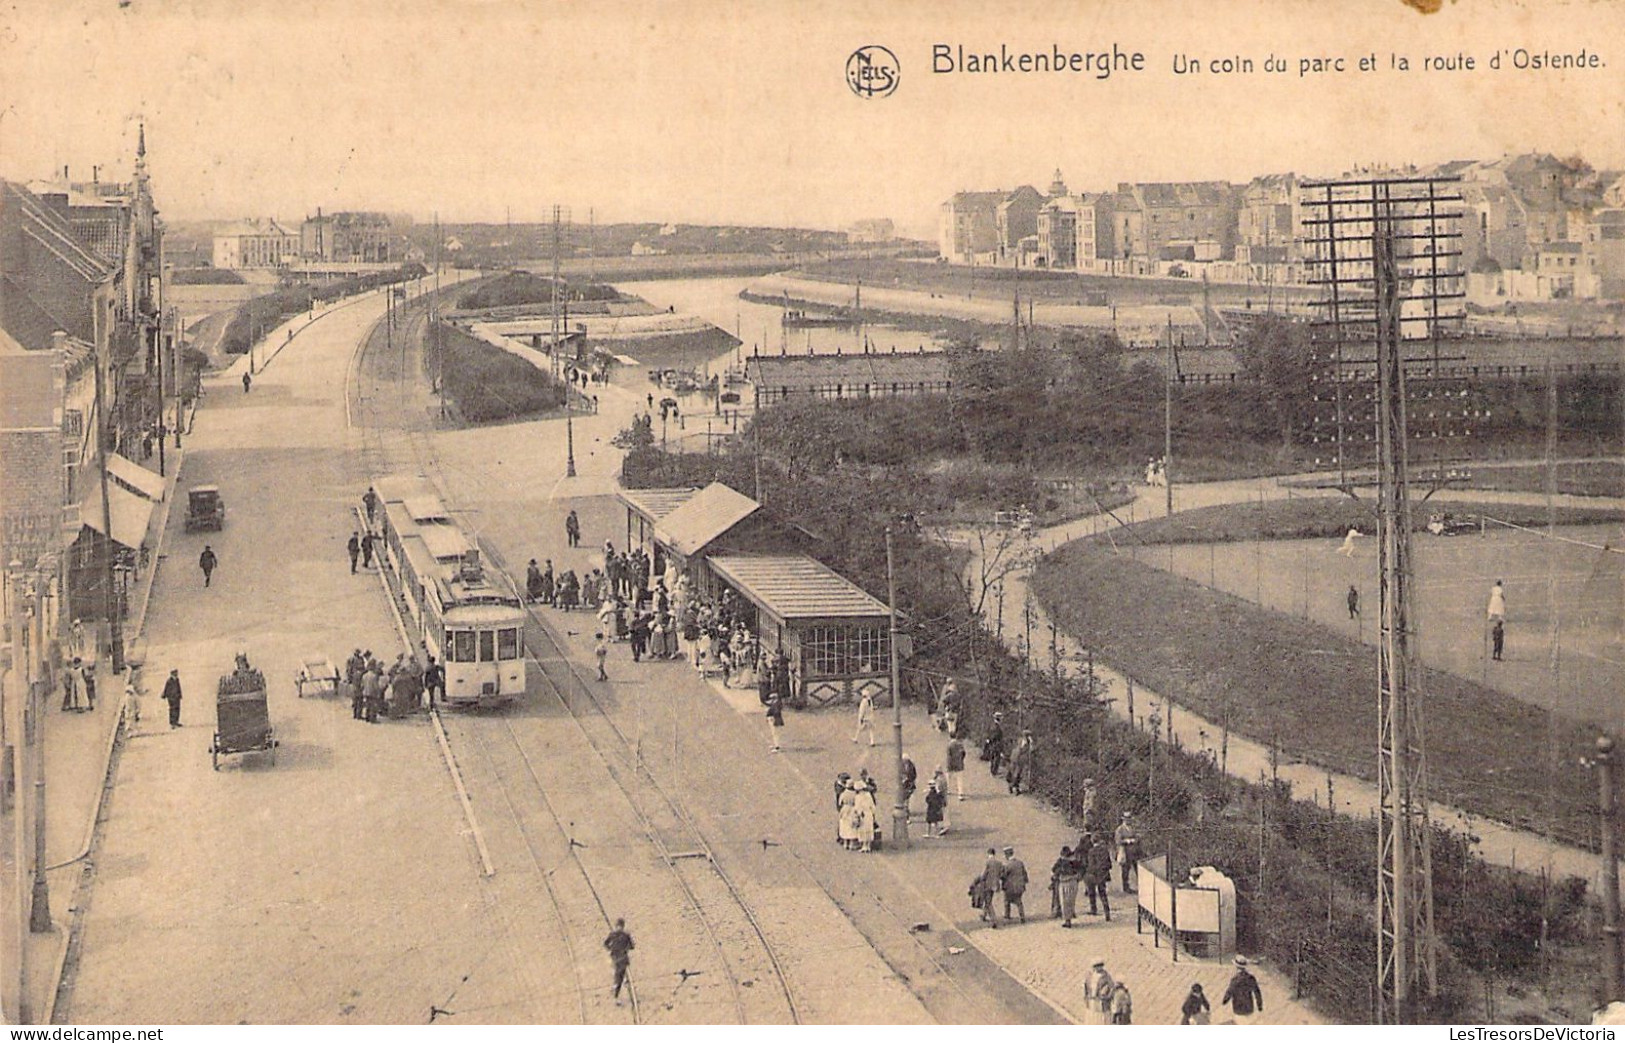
[184,485,225,532]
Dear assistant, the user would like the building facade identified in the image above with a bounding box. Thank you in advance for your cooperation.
[213,219,300,268]
[301,210,395,263]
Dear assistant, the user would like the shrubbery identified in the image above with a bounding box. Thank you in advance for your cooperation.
[456,271,620,310]
[218,265,425,355]
[170,267,246,285]
[431,322,566,423]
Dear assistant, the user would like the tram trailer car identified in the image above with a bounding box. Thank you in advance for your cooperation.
[374,476,527,707]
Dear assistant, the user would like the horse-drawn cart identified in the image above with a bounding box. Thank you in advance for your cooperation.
[212,653,277,770]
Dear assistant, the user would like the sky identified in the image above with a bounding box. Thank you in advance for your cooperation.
[1,0,1622,237]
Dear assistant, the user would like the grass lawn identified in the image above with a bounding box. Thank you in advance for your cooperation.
[1030,542,1600,847]
[1116,496,1625,546]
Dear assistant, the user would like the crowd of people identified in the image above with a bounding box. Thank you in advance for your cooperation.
[343,648,444,721]
[529,539,778,691]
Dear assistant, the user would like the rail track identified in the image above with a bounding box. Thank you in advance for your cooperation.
[350,291,801,1024]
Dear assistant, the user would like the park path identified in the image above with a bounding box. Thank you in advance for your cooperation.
[956,473,1617,891]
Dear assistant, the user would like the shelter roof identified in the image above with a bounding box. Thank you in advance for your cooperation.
[707,554,889,621]
[653,481,759,557]
[618,487,699,524]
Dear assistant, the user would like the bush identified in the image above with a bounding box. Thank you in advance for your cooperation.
[432,322,566,423]
[457,271,621,310]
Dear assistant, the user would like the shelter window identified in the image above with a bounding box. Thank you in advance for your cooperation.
[450,630,476,663]
[479,630,496,662]
[498,627,521,660]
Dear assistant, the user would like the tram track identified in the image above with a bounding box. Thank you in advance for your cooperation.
[352,290,800,1024]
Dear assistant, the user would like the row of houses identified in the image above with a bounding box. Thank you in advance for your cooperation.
[1,126,174,638]
[942,154,1625,298]
[212,208,400,269]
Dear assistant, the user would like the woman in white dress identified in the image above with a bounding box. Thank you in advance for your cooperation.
[852,782,878,853]
[838,780,860,850]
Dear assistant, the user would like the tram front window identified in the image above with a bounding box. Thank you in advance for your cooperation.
[498,627,519,660]
[451,630,476,662]
[479,630,496,662]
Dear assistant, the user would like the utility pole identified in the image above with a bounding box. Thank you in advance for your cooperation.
[886,527,908,848]
[26,566,48,935]
[93,348,125,674]
[7,565,32,1023]
[552,205,576,479]
[1597,735,1622,1004]
[1164,315,1175,517]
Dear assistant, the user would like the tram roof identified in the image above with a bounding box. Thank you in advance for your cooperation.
[419,524,472,561]
[706,553,889,621]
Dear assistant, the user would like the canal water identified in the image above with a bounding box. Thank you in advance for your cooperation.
[619,275,951,381]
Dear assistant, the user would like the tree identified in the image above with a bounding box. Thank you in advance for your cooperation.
[1231,316,1317,448]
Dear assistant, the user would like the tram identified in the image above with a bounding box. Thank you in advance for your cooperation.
[373,475,526,707]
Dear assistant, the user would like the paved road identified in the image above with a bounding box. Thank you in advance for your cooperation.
[60,291,581,1024]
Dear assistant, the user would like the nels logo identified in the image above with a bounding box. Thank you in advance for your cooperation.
[846,45,899,98]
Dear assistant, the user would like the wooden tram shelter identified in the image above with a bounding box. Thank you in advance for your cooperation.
[706,554,893,708]
[617,482,895,706]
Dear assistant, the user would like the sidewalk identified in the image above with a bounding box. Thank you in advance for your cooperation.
[524,573,1322,1025]
[17,443,185,1024]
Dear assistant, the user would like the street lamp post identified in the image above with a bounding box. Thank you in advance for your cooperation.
[565,392,577,479]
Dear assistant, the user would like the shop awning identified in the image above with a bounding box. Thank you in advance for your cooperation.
[106,452,165,502]
[707,554,889,621]
[80,479,155,549]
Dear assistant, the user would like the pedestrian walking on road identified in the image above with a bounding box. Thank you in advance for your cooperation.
[977,848,1005,928]
[565,509,581,549]
[1052,845,1082,926]
[983,712,1007,777]
[1001,846,1028,923]
[924,773,947,837]
[1181,983,1211,1025]
[595,633,609,681]
[1083,959,1115,1025]
[852,779,877,853]
[1347,584,1360,619]
[1492,618,1505,661]
[242,371,252,394]
[361,666,383,723]
[946,734,967,801]
[424,656,445,707]
[198,545,218,588]
[1114,811,1142,893]
[348,532,361,574]
[900,752,917,813]
[81,661,97,712]
[360,532,376,569]
[1222,956,1265,1025]
[766,690,785,753]
[61,657,82,711]
[1084,835,1112,920]
[1110,980,1134,1025]
[604,918,635,1005]
[852,689,876,745]
[1007,730,1033,795]
[161,669,183,728]
[363,486,379,525]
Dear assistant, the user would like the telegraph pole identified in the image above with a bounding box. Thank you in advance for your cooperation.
[7,565,31,1023]
[1164,316,1175,517]
[92,348,125,674]
[26,567,48,935]
[886,527,907,848]
[1598,735,1622,1004]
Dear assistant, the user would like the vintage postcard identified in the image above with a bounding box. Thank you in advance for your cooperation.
[1,0,1621,1031]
